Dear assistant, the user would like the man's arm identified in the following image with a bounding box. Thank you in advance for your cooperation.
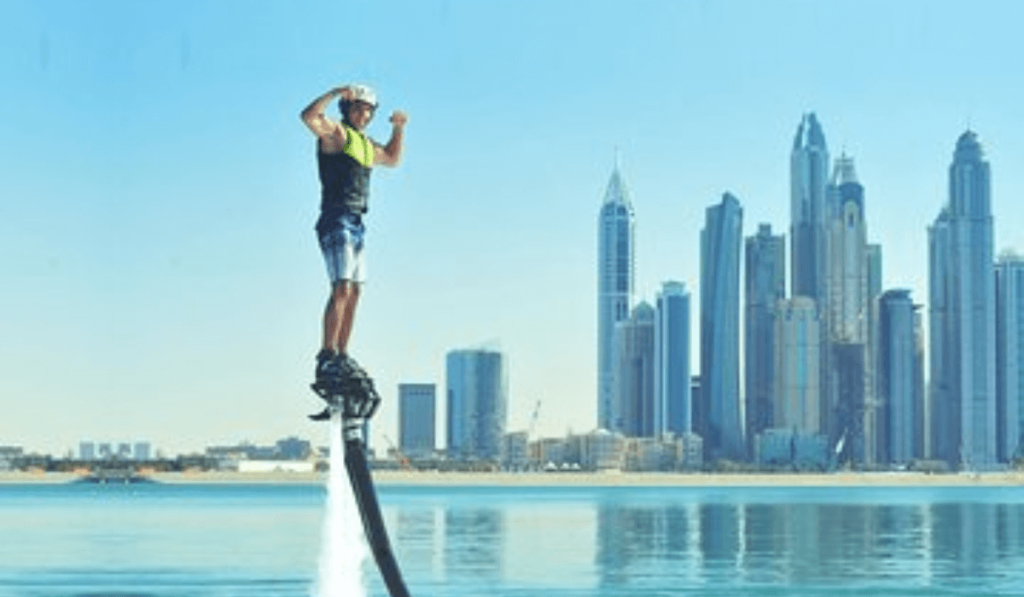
[374,111,408,167]
[300,86,351,141]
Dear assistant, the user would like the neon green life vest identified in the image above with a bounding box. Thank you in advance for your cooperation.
[343,124,375,168]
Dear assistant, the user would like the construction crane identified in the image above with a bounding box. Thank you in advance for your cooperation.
[382,435,412,471]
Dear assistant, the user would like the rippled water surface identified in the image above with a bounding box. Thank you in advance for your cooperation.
[3,481,1024,596]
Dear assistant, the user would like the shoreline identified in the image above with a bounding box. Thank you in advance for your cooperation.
[3,470,1024,487]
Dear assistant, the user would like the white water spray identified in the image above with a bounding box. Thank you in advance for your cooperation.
[312,414,369,597]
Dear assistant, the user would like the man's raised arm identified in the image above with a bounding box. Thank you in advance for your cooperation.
[301,86,351,139]
[375,111,408,167]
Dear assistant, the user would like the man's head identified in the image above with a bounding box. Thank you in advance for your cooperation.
[340,84,378,130]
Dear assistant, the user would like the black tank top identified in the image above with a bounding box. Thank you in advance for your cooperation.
[316,124,373,232]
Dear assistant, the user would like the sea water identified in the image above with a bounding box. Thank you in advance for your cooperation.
[3,481,1024,597]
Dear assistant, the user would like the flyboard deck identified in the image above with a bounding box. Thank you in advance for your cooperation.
[312,378,412,597]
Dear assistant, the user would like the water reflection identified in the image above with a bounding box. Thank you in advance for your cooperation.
[443,508,504,581]
[387,488,1024,595]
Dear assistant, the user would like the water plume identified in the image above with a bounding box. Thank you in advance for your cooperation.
[312,414,368,597]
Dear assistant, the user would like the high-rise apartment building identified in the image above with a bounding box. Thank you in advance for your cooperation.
[996,253,1024,461]
[790,113,834,459]
[825,155,869,344]
[597,163,636,431]
[700,193,744,460]
[446,349,508,461]
[655,281,692,437]
[928,207,952,460]
[745,224,785,448]
[613,302,656,437]
[928,131,997,469]
[878,289,922,465]
[774,297,821,433]
[824,154,877,464]
[790,113,830,304]
[399,383,437,458]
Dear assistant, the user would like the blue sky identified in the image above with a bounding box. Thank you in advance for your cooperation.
[2,0,1023,455]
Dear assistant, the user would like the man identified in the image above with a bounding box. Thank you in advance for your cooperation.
[301,84,407,394]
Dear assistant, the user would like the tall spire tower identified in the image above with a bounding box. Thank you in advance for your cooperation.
[825,153,876,463]
[790,113,830,304]
[597,159,636,430]
[930,131,997,468]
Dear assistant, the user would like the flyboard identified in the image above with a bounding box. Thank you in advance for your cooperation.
[310,365,412,597]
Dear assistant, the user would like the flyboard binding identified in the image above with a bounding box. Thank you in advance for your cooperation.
[310,365,412,597]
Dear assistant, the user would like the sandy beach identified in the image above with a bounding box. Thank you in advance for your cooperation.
[4,470,1024,487]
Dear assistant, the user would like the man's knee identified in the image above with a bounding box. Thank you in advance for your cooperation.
[332,281,360,303]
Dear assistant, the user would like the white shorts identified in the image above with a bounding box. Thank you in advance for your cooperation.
[318,214,366,284]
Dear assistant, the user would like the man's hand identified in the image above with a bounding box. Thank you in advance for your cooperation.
[335,86,354,102]
[390,111,408,127]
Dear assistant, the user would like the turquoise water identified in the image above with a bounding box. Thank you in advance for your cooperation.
[2,482,1024,596]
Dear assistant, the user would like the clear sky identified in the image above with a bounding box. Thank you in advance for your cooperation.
[2,0,1023,456]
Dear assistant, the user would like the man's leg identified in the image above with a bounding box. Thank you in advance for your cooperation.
[327,281,361,354]
[322,284,344,354]
[316,281,357,386]
[315,214,366,387]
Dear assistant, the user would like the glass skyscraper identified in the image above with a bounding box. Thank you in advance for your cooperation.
[878,289,922,465]
[700,193,744,460]
[825,155,869,344]
[928,131,997,468]
[791,113,834,457]
[446,349,508,461]
[790,113,830,305]
[655,281,692,437]
[774,297,821,433]
[996,254,1024,461]
[613,302,655,437]
[597,164,636,431]
[825,154,876,464]
[399,383,436,458]
[745,224,785,448]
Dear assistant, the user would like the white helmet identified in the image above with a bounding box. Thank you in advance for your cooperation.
[346,84,378,108]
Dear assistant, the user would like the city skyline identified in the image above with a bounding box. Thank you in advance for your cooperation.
[3,1,1024,455]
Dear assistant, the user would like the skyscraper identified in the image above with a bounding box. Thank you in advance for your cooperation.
[996,253,1024,461]
[745,224,785,448]
[917,309,933,458]
[878,289,922,465]
[929,131,997,469]
[700,192,744,460]
[613,302,656,437]
[790,113,830,304]
[928,208,953,460]
[825,155,869,344]
[399,383,437,458]
[824,154,876,463]
[446,348,508,461]
[597,163,636,431]
[774,297,821,433]
[655,281,692,437]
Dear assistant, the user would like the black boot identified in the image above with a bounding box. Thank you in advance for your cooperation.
[314,349,340,384]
